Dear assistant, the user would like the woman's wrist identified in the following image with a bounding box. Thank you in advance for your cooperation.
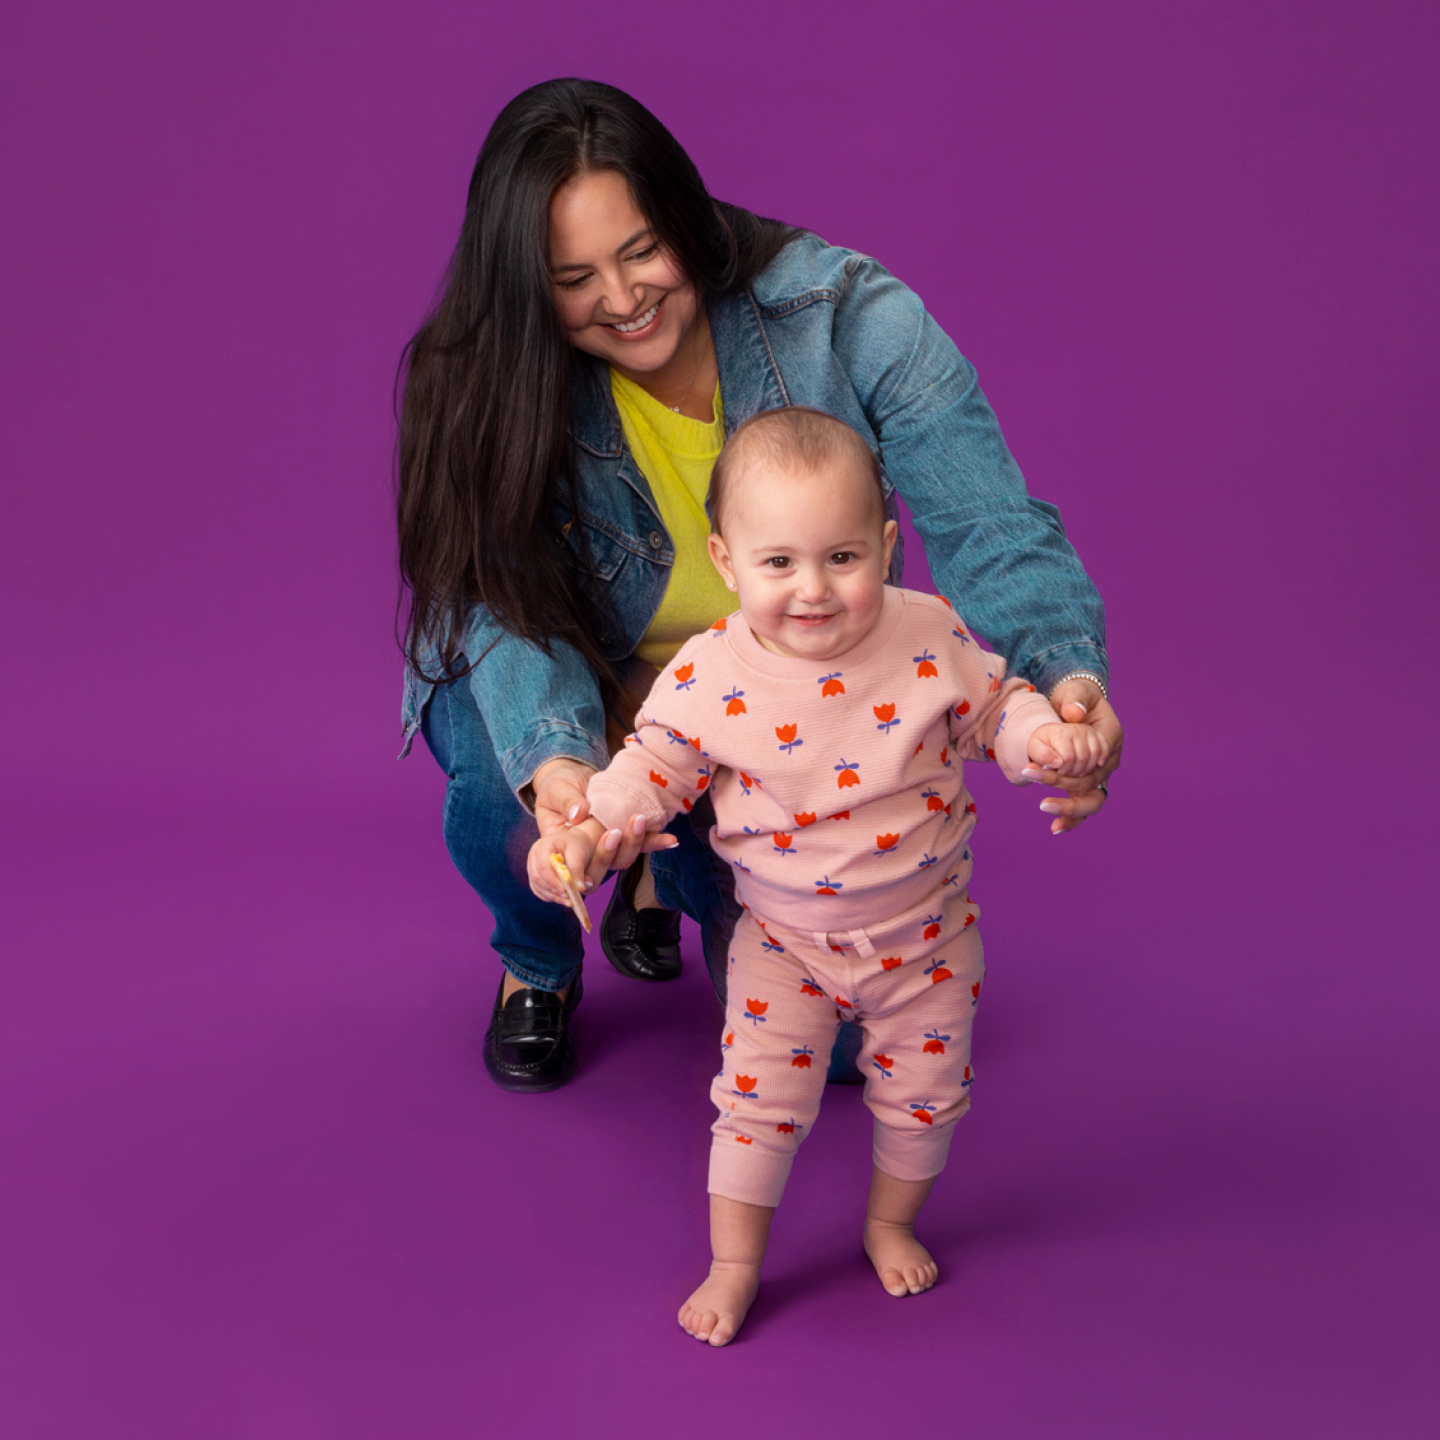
[532,756,597,791]
[1047,670,1109,703]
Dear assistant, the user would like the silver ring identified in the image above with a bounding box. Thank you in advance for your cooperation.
[1097,783,1109,796]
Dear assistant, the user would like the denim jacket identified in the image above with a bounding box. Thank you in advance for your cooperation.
[399,233,1108,791]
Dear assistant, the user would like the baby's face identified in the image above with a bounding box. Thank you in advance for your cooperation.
[707,458,898,662]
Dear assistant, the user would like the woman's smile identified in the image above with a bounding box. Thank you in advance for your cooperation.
[605,298,663,335]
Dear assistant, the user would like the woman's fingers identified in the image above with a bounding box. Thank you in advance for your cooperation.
[1039,777,1106,834]
[583,826,624,890]
[608,813,658,874]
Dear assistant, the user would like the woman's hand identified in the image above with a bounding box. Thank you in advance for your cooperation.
[532,758,599,837]
[1020,680,1123,835]
[531,757,678,869]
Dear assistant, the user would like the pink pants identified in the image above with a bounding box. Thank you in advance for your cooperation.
[708,888,985,1208]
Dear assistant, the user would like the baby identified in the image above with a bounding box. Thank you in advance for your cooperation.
[529,408,1106,1345]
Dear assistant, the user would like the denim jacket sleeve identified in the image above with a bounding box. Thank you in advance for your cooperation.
[830,255,1109,694]
[459,604,611,798]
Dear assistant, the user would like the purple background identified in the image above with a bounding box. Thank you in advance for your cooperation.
[3,1,1437,1435]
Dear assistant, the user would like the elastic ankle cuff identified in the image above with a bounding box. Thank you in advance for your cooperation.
[708,1137,793,1208]
[872,1117,957,1183]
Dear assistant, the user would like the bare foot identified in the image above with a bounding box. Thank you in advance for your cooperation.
[864,1216,939,1296]
[678,1260,761,1346]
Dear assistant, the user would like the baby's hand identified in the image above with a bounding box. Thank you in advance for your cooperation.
[527,812,675,904]
[1027,721,1110,779]
[528,819,608,905]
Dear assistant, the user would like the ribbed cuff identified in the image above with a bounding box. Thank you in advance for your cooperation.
[872,1115,959,1183]
[708,1136,793,1208]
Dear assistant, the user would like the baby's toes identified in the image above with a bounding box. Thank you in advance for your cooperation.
[880,1267,909,1297]
[708,1314,738,1347]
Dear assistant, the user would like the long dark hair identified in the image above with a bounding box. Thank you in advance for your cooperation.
[397,78,799,701]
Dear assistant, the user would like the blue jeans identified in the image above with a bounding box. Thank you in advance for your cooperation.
[420,677,864,1078]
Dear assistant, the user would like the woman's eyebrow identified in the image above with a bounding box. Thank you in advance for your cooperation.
[551,229,654,273]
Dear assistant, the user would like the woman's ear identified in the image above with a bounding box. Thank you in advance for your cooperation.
[880,518,899,574]
[707,532,737,592]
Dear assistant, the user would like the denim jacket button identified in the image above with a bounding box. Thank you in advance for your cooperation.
[648,530,664,550]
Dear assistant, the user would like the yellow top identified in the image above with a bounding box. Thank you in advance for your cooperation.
[609,368,734,670]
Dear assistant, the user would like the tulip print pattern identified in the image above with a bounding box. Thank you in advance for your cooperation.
[707,898,984,1209]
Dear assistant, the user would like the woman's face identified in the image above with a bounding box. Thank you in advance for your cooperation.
[547,169,701,375]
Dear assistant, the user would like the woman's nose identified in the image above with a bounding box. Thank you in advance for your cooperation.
[598,267,644,321]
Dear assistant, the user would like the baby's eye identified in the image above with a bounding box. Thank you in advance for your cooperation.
[829,551,856,565]
[766,556,791,569]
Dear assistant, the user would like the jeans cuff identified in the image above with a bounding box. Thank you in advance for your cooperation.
[496,949,582,992]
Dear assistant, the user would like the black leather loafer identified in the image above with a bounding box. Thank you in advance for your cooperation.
[483,974,583,1093]
[600,859,683,982]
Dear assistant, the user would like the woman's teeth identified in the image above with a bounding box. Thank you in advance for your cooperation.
[609,301,660,333]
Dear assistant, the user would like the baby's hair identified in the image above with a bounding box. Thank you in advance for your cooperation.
[707,406,884,534]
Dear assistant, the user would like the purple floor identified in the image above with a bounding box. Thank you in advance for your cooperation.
[4,1,1438,1435]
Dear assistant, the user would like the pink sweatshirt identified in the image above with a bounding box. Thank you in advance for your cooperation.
[587,587,1059,930]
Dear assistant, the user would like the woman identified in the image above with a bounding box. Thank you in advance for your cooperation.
[397,79,1121,1093]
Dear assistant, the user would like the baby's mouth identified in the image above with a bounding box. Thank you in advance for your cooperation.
[787,612,836,627]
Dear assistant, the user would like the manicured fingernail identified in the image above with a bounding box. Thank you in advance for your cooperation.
[605,829,622,845]
[567,804,580,821]
[1020,767,1042,779]
[1039,801,1061,814]
[663,837,679,847]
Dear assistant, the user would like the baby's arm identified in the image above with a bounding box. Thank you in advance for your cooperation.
[528,650,714,910]
[943,613,1060,782]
